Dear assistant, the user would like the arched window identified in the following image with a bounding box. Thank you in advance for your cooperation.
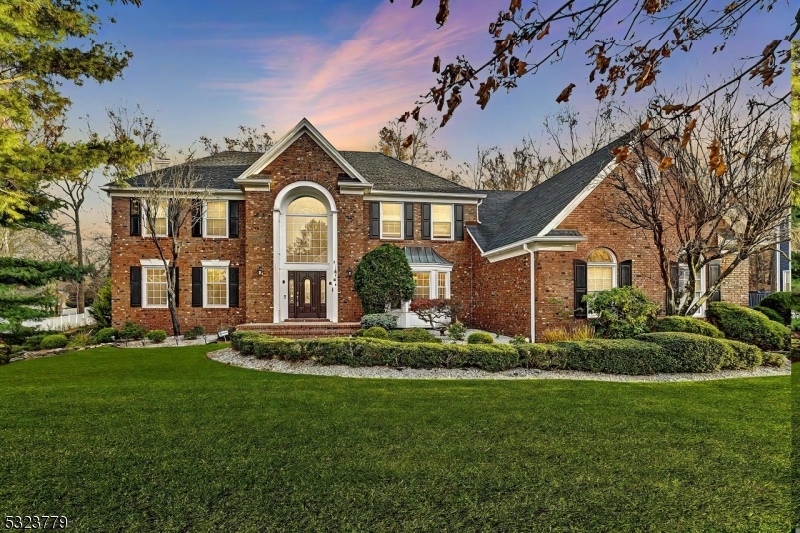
[587,248,617,296]
[286,197,328,263]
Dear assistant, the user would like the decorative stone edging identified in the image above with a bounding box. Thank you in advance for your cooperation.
[207,347,791,383]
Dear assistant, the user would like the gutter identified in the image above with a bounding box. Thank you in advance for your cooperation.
[523,243,536,343]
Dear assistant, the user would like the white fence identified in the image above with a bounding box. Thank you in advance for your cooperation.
[22,311,95,331]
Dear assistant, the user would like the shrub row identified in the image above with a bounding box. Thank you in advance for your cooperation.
[652,316,723,338]
[231,330,764,374]
[706,302,790,351]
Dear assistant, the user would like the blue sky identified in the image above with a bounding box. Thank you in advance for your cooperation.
[63,0,791,230]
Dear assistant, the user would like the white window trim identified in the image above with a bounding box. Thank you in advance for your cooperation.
[783,270,791,292]
[678,262,706,318]
[431,203,454,241]
[586,249,617,319]
[412,265,452,299]
[203,200,228,239]
[201,259,230,268]
[141,200,169,238]
[141,263,169,309]
[379,202,403,240]
[203,265,230,309]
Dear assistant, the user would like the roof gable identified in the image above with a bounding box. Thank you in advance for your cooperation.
[235,118,368,183]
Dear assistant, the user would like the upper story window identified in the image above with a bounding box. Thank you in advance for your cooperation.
[432,204,453,239]
[381,203,402,239]
[587,248,616,295]
[286,196,328,263]
[204,201,227,237]
[144,201,169,237]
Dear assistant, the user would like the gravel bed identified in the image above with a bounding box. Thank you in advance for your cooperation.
[208,347,790,382]
[115,334,223,348]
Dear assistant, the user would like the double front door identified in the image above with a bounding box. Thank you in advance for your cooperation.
[288,271,327,319]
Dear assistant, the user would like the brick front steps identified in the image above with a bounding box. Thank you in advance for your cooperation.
[235,322,361,339]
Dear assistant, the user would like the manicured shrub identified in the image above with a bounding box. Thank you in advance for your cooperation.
[753,306,783,324]
[388,328,442,344]
[183,326,204,340]
[758,291,799,325]
[353,243,415,314]
[446,321,467,341]
[231,331,265,355]
[21,333,46,351]
[360,313,398,331]
[636,332,734,373]
[467,331,494,344]
[720,339,762,369]
[120,321,148,340]
[40,334,69,350]
[652,316,724,338]
[93,327,118,344]
[585,286,660,338]
[146,330,167,343]
[706,302,790,351]
[516,343,569,370]
[352,329,365,338]
[362,326,389,339]
[761,351,788,367]
[555,339,674,375]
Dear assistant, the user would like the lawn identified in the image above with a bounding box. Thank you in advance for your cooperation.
[0,345,790,532]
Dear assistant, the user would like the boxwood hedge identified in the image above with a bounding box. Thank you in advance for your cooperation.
[706,302,790,351]
[652,316,723,338]
[554,339,674,375]
[720,339,762,369]
[636,332,734,373]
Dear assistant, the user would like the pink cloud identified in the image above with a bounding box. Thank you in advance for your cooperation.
[205,0,497,150]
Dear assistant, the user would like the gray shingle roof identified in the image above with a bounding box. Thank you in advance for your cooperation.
[469,130,634,252]
[125,151,263,190]
[403,246,453,265]
[339,151,474,193]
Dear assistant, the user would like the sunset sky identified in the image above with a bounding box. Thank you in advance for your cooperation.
[62,0,791,231]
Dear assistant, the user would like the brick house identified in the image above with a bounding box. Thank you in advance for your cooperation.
[105,119,751,340]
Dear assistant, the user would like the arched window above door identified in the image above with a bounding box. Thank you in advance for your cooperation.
[286,196,328,263]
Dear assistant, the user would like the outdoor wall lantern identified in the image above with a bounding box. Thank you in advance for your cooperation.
[347,267,353,278]
[257,266,263,276]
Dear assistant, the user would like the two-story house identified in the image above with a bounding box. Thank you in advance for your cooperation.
[105,119,752,340]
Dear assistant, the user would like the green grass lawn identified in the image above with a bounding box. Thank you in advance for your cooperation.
[793,362,799,528]
[0,345,790,532]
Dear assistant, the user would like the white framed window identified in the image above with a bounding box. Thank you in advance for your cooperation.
[678,263,706,317]
[143,266,168,308]
[410,268,451,301]
[204,200,228,238]
[586,248,617,318]
[437,272,448,299]
[204,266,229,308]
[380,202,402,239]
[143,200,169,237]
[432,204,453,240]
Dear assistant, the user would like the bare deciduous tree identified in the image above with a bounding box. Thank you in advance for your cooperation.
[199,125,275,154]
[607,92,790,315]
[376,117,451,173]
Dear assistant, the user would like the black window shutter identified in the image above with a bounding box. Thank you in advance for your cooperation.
[618,260,632,287]
[574,259,587,318]
[229,267,240,307]
[191,199,202,237]
[454,204,464,241]
[369,202,380,239]
[130,266,142,307]
[166,200,174,237]
[404,203,414,240]
[229,200,240,238]
[422,203,431,240]
[130,199,141,236]
[192,267,203,307]
[170,267,179,307]
[667,261,680,314]
[708,261,721,302]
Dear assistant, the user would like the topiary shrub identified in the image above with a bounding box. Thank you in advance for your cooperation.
[360,313,398,331]
[146,330,167,343]
[636,332,734,373]
[93,327,118,344]
[89,278,112,328]
[554,339,674,374]
[467,331,494,344]
[183,326,204,340]
[652,316,724,338]
[40,334,69,350]
[753,306,783,324]
[762,351,788,367]
[706,302,790,351]
[388,328,442,344]
[362,326,389,339]
[584,286,660,338]
[353,243,415,314]
[720,339,762,369]
[119,321,148,340]
[758,291,799,325]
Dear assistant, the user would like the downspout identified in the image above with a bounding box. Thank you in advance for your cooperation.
[523,243,536,343]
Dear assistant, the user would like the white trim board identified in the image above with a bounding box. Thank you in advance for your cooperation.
[235,118,368,184]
